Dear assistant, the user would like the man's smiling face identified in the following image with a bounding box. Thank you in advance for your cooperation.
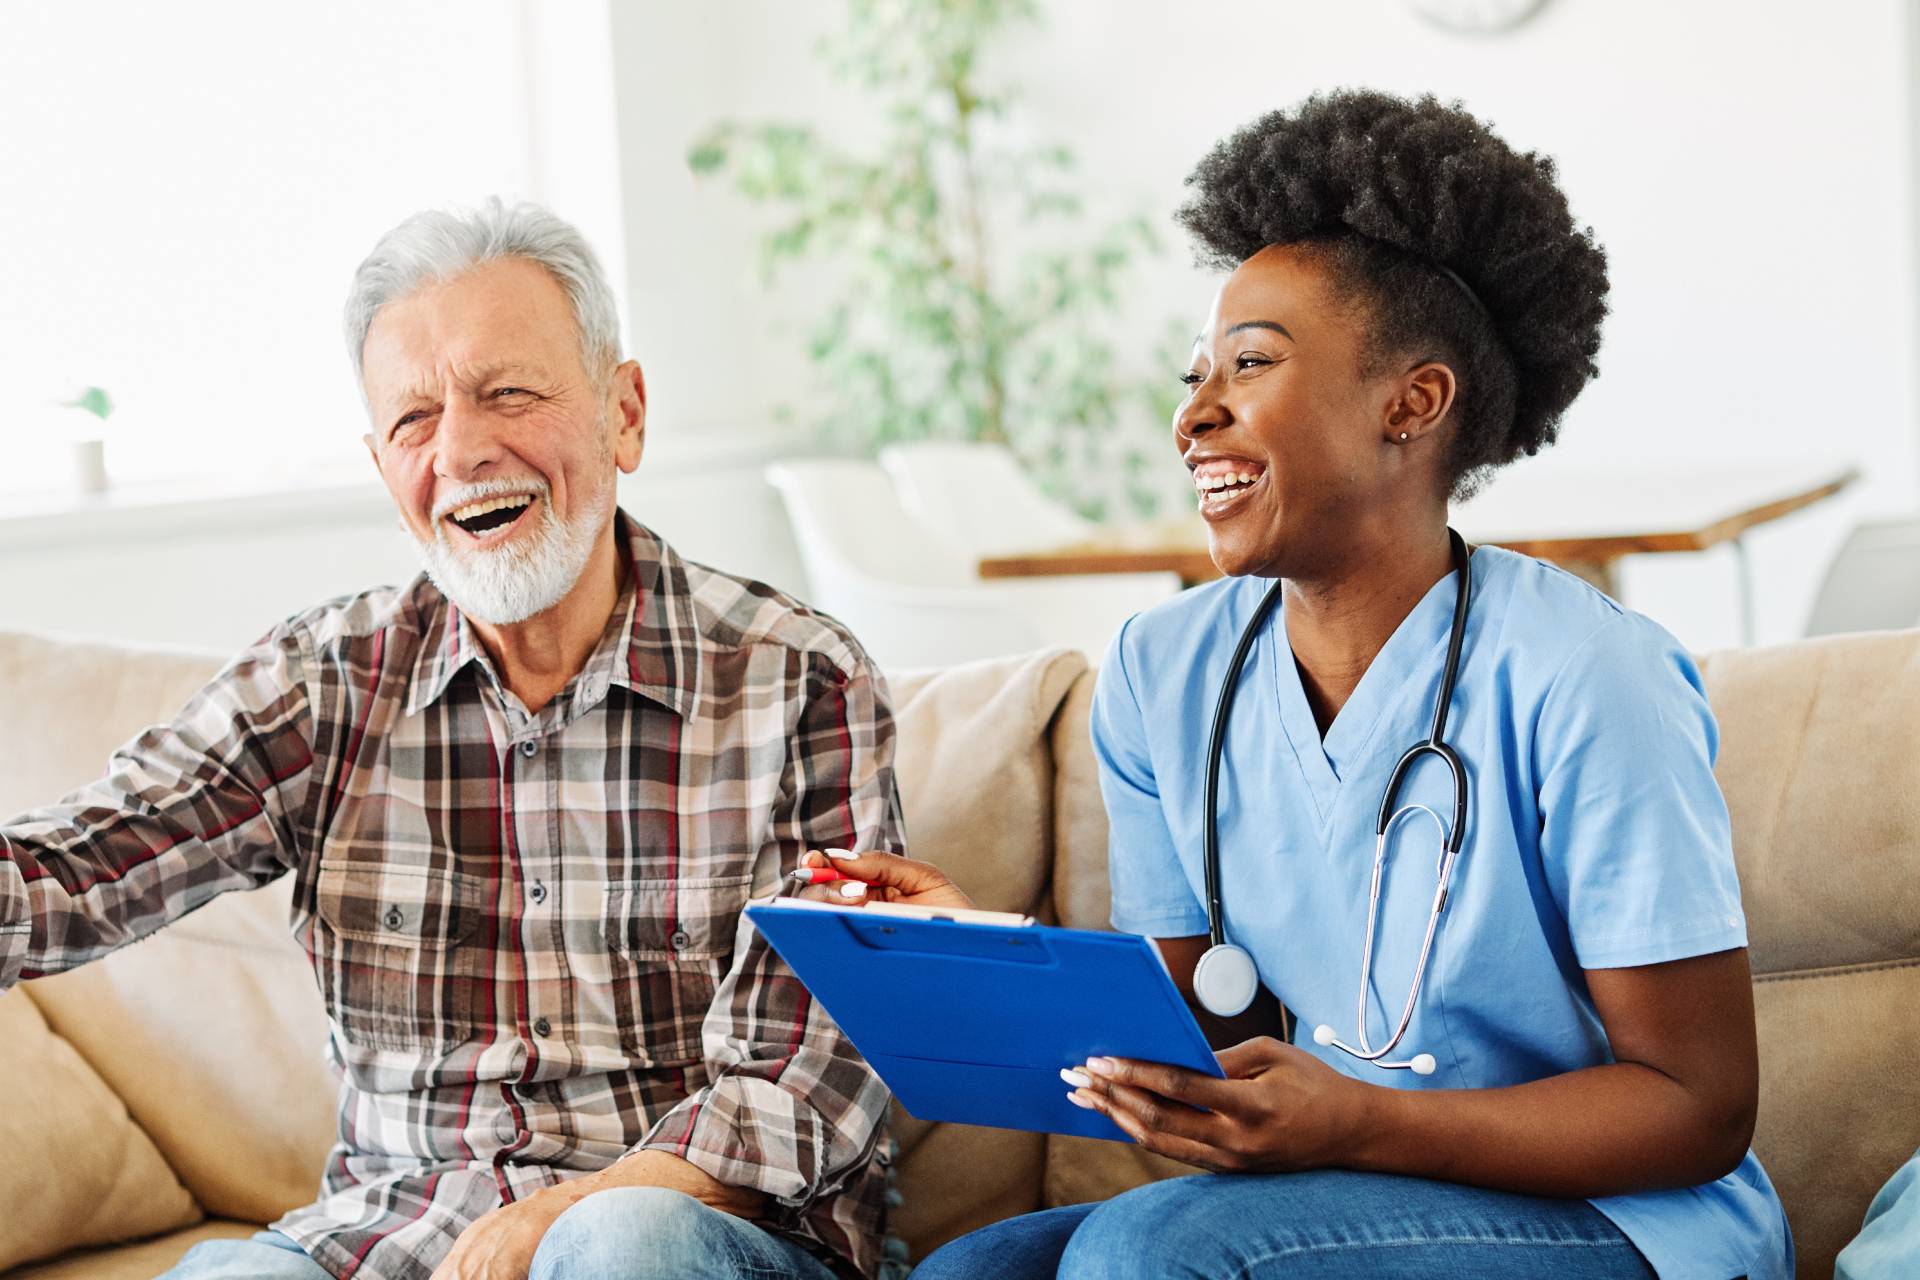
[359,256,643,625]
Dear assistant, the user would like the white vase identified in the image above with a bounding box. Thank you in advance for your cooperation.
[69,438,108,494]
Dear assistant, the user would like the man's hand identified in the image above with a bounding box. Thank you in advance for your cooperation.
[430,1151,768,1280]
[432,1198,566,1280]
[1065,1037,1364,1174]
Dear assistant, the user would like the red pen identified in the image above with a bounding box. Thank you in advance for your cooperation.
[788,867,870,886]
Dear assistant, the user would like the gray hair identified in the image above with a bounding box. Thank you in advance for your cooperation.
[343,197,621,387]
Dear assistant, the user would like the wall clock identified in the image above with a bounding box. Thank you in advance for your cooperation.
[1404,0,1550,34]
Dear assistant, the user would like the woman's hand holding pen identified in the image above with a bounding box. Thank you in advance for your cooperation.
[789,848,976,911]
[1061,1037,1367,1175]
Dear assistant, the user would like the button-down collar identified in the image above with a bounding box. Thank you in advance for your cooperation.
[402,513,701,722]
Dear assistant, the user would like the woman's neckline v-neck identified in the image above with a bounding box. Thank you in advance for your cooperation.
[1264,559,1473,822]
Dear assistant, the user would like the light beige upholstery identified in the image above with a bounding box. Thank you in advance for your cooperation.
[0,992,200,1270]
[2,628,1916,1278]
[1698,635,1920,1275]
[7,1224,257,1280]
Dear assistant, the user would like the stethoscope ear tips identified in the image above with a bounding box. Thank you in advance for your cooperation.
[1409,1053,1437,1076]
[1312,1023,1336,1047]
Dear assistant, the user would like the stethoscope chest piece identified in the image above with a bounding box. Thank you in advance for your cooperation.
[1193,942,1259,1018]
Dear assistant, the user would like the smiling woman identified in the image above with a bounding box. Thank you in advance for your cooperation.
[867,88,1795,1280]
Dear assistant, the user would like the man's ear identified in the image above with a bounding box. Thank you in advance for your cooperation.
[611,359,646,473]
[1383,361,1458,444]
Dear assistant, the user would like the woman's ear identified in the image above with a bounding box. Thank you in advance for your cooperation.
[1383,361,1458,444]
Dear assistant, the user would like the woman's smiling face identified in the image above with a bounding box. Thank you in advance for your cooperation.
[1177,243,1446,580]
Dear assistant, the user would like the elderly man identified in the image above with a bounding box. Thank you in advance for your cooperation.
[0,201,901,1280]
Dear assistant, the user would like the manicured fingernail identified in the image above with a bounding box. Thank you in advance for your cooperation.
[1085,1057,1117,1076]
[824,848,857,860]
[1060,1068,1091,1088]
[1066,1090,1097,1109]
[839,881,866,898]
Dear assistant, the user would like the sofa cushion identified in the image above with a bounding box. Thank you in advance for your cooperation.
[887,648,1087,915]
[1699,633,1920,978]
[1749,963,1920,1280]
[0,631,225,823]
[5,1221,258,1280]
[0,989,201,1271]
[1701,632,1920,1279]
[1049,671,1111,932]
[26,880,339,1226]
[0,631,340,1225]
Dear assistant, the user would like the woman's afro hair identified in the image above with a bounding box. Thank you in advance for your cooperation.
[1177,90,1610,495]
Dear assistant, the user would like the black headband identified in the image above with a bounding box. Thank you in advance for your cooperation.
[1430,260,1492,325]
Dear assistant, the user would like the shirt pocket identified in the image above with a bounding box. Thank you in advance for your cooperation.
[313,858,485,1052]
[602,874,752,1066]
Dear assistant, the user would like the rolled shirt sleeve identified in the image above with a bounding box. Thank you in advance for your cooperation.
[635,650,903,1224]
[0,625,314,989]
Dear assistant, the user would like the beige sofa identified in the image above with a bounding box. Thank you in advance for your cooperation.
[2,628,1917,1279]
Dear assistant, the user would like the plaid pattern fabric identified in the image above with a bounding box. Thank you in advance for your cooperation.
[0,514,904,1280]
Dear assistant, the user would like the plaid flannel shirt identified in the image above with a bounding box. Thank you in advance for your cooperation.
[0,514,903,1280]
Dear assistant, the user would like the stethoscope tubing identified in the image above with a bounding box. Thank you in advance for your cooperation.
[1199,529,1473,1070]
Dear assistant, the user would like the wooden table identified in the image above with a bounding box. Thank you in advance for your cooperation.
[978,461,1858,643]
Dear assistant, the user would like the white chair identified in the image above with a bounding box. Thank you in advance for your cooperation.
[877,440,1183,640]
[1804,517,1920,636]
[765,459,1177,669]
[878,441,1097,559]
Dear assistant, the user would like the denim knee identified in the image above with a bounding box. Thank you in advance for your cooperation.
[1057,1183,1203,1280]
[530,1186,738,1280]
[162,1234,329,1280]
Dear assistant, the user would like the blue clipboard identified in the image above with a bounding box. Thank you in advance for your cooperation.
[745,899,1223,1143]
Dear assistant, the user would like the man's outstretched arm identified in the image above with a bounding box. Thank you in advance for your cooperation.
[1,627,314,989]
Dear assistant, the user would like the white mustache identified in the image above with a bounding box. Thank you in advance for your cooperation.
[430,477,550,524]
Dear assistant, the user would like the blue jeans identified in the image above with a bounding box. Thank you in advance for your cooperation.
[912,1170,1657,1280]
[162,1189,840,1280]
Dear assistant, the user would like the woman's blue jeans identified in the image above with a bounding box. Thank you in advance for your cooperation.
[912,1169,1657,1279]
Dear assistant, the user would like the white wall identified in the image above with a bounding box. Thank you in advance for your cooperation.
[605,0,1920,651]
[0,0,533,481]
[3,0,1914,657]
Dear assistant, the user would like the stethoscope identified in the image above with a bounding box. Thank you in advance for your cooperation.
[1190,529,1472,1077]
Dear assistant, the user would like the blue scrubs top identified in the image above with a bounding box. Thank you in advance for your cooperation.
[1093,547,1792,1280]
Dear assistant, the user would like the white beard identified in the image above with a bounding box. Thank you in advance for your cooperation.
[413,475,613,626]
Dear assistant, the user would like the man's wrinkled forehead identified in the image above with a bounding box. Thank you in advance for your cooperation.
[359,258,585,403]
[374,359,560,411]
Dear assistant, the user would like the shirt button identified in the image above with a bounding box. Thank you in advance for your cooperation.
[382,906,405,931]
[528,881,548,904]
[533,1017,552,1037]
[518,740,539,758]
[670,928,692,951]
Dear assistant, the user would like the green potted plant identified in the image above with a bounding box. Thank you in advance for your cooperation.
[59,385,113,494]
[689,0,1186,520]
